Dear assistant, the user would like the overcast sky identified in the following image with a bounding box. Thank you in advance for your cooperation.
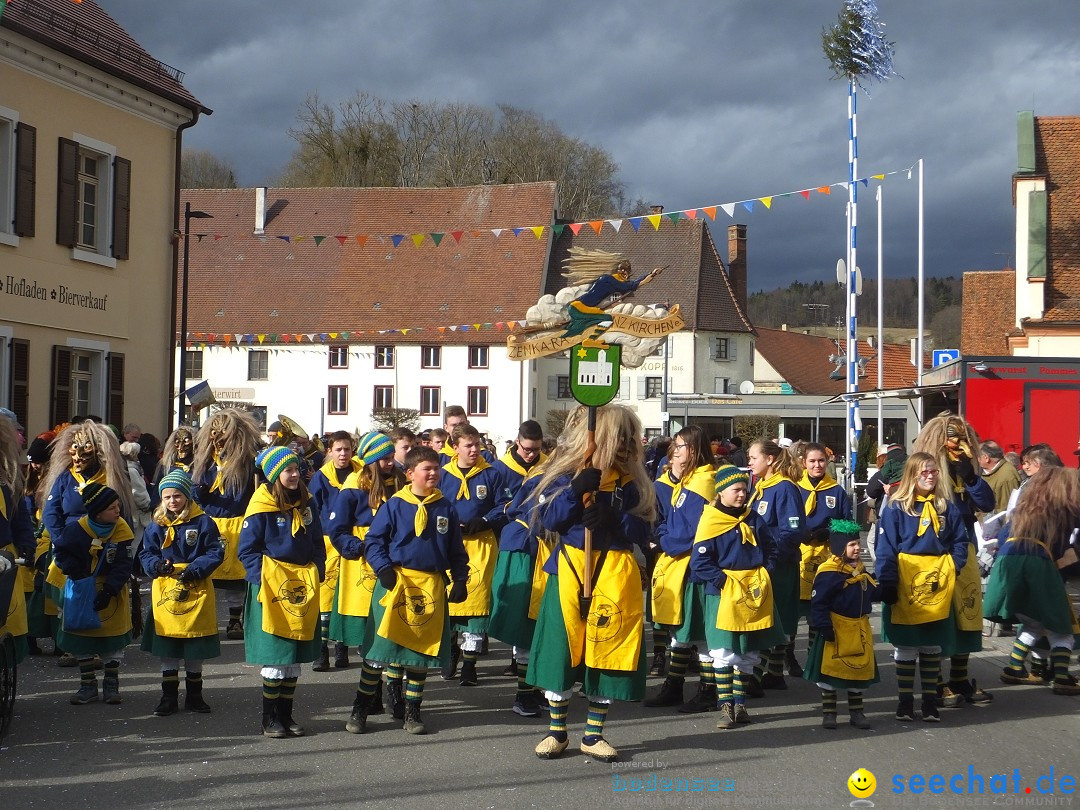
[101,0,1080,294]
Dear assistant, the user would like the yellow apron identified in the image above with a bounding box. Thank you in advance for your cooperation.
[650,551,691,626]
[892,551,954,625]
[338,527,377,618]
[377,566,446,657]
[528,536,554,621]
[952,542,983,631]
[820,612,876,680]
[1,542,27,636]
[556,545,643,671]
[320,535,341,613]
[447,529,497,617]
[716,566,774,631]
[150,563,217,638]
[799,541,831,600]
[258,556,320,641]
[211,514,247,580]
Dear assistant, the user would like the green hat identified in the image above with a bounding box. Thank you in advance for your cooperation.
[714,464,749,495]
[81,482,119,517]
[257,446,299,485]
[357,432,394,467]
[829,518,862,558]
[158,469,193,499]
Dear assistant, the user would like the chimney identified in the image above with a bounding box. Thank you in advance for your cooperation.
[727,224,748,316]
[254,187,267,235]
[649,204,664,215]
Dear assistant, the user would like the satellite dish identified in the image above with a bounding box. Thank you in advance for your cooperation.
[738,380,756,395]
[836,258,846,285]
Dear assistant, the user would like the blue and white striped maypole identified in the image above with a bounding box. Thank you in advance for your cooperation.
[847,77,860,482]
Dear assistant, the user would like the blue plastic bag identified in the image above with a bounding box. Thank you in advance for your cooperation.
[62,576,101,631]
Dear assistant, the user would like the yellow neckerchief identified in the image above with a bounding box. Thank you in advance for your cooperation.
[320,458,363,491]
[694,503,755,547]
[160,501,206,549]
[598,468,634,493]
[76,515,135,552]
[72,467,107,490]
[442,455,490,500]
[244,484,305,536]
[797,471,838,515]
[393,487,443,536]
[817,553,878,588]
[498,450,547,479]
[671,464,717,508]
[751,470,786,505]
[915,494,941,537]
[210,453,226,494]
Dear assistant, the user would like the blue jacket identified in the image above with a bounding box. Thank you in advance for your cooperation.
[54,520,134,595]
[946,469,994,538]
[689,507,772,595]
[193,464,256,520]
[497,474,544,555]
[808,563,881,630]
[655,470,714,559]
[439,462,506,531]
[42,469,96,541]
[139,512,224,581]
[308,462,360,528]
[237,495,326,586]
[749,479,805,565]
[363,491,469,582]
[876,499,968,587]
[328,487,382,560]
[1,485,35,560]
[800,479,852,538]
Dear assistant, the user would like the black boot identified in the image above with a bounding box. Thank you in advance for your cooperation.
[440,634,460,680]
[185,675,211,713]
[345,690,374,734]
[678,680,718,714]
[312,643,330,672]
[262,697,287,738]
[369,679,385,716]
[502,657,519,677]
[649,647,667,676]
[278,697,305,737]
[459,658,478,687]
[333,641,350,669]
[386,678,405,721]
[785,642,803,677]
[643,676,685,708]
[403,699,426,734]
[153,673,179,717]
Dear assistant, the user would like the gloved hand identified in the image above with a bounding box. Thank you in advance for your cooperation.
[880,584,899,605]
[150,559,174,577]
[570,467,602,497]
[448,579,468,603]
[177,567,197,585]
[712,571,728,591]
[950,456,978,485]
[811,527,830,542]
[582,502,618,533]
[377,567,397,591]
[462,517,488,535]
[35,552,50,574]
[814,625,836,642]
[93,589,114,611]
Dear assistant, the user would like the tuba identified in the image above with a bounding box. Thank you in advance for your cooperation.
[272,414,324,454]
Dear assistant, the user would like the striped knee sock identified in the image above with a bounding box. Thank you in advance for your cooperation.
[668,647,690,680]
[356,663,381,698]
[821,690,837,713]
[319,612,331,644]
[847,691,864,712]
[949,653,969,684]
[1007,637,1032,672]
[385,664,405,682]
[716,666,734,704]
[583,700,609,744]
[103,659,119,681]
[733,668,748,705]
[547,698,569,741]
[895,658,916,698]
[698,658,715,687]
[186,670,202,686]
[1051,647,1073,684]
[767,645,785,677]
[462,650,478,665]
[279,677,298,702]
[79,658,97,685]
[919,653,941,701]
[405,669,426,702]
[162,669,179,686]
[262,677,282,700]
[516,674,532,700]
[653,628,670,651]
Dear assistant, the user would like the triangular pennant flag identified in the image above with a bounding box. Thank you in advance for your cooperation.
[293,236,306,243]
[720,203,735,218]
[328,332,338,339]
[431,233,445,246]
[401,329,410,335]
[512,227,524,237]
[257,334,265,344]
[312,236,326,246]
[222,334,232,345]
[206,334,216,342]
[341,332,350,340]
[391,235,405,247]
[334,235,347,246]
[355,235,368,247]
[609,219,623,232]
[684,210,697,219]
[629,217,643,231]
[213,234,225,241]
[437,326,446,333]
[568,223,583,235]
[800,190,811,199]
[491,228,503,238]
[647,214,662,230]
[451,231,464,242]
[530,226,545,239]
[702,206,717,220]
[482,323,492,330]
[411,234,425,247]
[195,234,206,242]
[872,174,885,181]
[741,201,755,213]
[759,197,772,209]
[495,322,504,330]
[267,334,278,343]
[276,235,290,243]
[553,224,565,235]
[281,334,290,343]
[448,325,457,332]
[306,333,316,341]
[234,334,244,344]
[473,323,481,331]
[319,333,328,341]
[589,220,603,234]
[816,186,831,195]
[860,178,869,187]
[470,230,482,238]
[665,212,681,223]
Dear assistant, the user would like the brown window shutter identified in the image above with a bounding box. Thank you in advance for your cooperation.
[56,137,79,247]
[9,339,30,429]
[14,123,36,237]
[112,156,131,260]
[106,352,125,427]
[50,345,72,427]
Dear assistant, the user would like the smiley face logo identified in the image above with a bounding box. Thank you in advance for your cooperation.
[847,768,876,799]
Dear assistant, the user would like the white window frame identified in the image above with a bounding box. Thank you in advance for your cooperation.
[0,105,17,247]
[420,386,441,416]
[328,345,349,369]
[70,132,116,269]
[374,345,395,369]
[467,385,488,416]
[421,345,441,369]
[64,336,108,417]
[468,345,489,369]
[556,375,572,400]
[248,350,269,381]
[644,376,663,399]
[328,385,348,415]
[373,385,394,410]
[183,349,204,380]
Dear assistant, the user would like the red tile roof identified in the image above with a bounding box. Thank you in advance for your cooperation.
[543,219,753,333]
[1,0,207,113]
[180,184,558,344]
[1034,116,1080,321]
[754,326,922,395]
[961,270,1015,354]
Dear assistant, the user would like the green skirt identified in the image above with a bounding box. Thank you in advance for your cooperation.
[526,572,646,701]
[450,616,489,635]
[772,561,800,637]
[488,550,537,649]
[25,587,52,638]
[328,598,368,648]
[881,605,955,649]
[802,632,880,690]
[2,634,28,666]
[140,613,221,660]
[55,628,131,657]
[984,552,1077,636]
[243,584,321,666]
[364,580,452,670]
[657,580,708,645]
[702,593,788,654]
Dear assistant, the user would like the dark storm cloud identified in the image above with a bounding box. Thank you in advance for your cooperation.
[100,0,1080,292]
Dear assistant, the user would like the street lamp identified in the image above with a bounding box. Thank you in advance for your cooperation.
[178,201,212,427]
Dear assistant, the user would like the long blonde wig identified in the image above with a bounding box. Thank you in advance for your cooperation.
[42,420,136,519]
[913,413,980,481]
[161,425,197,472]
[192,408,260,496]
[561,247,628,287]
[0,417,23,498]
[1008,466,1080,556]
[890,451,951,517]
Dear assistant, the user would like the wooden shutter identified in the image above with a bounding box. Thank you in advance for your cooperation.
[106,352,125,427]
[111,156,131,259]
[9,339,29,429]
[637,377,648,399]
[50,345,72,426]
[547,376,557,399]
[56,138,78,247]
[14,123,36,237]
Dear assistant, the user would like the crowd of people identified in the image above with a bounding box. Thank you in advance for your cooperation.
[0,403,1077,760]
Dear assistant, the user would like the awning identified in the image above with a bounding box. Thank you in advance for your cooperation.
[820,380,960,405]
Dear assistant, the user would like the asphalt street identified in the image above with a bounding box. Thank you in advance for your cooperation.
[3,579,1078,810]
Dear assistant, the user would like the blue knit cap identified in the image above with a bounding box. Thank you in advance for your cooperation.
[158,469,193,498]
[357,432,394,467]
[257,446,299,485]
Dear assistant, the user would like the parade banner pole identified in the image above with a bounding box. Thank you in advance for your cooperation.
[581,406,598,612]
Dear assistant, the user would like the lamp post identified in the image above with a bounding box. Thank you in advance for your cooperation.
[178,201,213,428]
